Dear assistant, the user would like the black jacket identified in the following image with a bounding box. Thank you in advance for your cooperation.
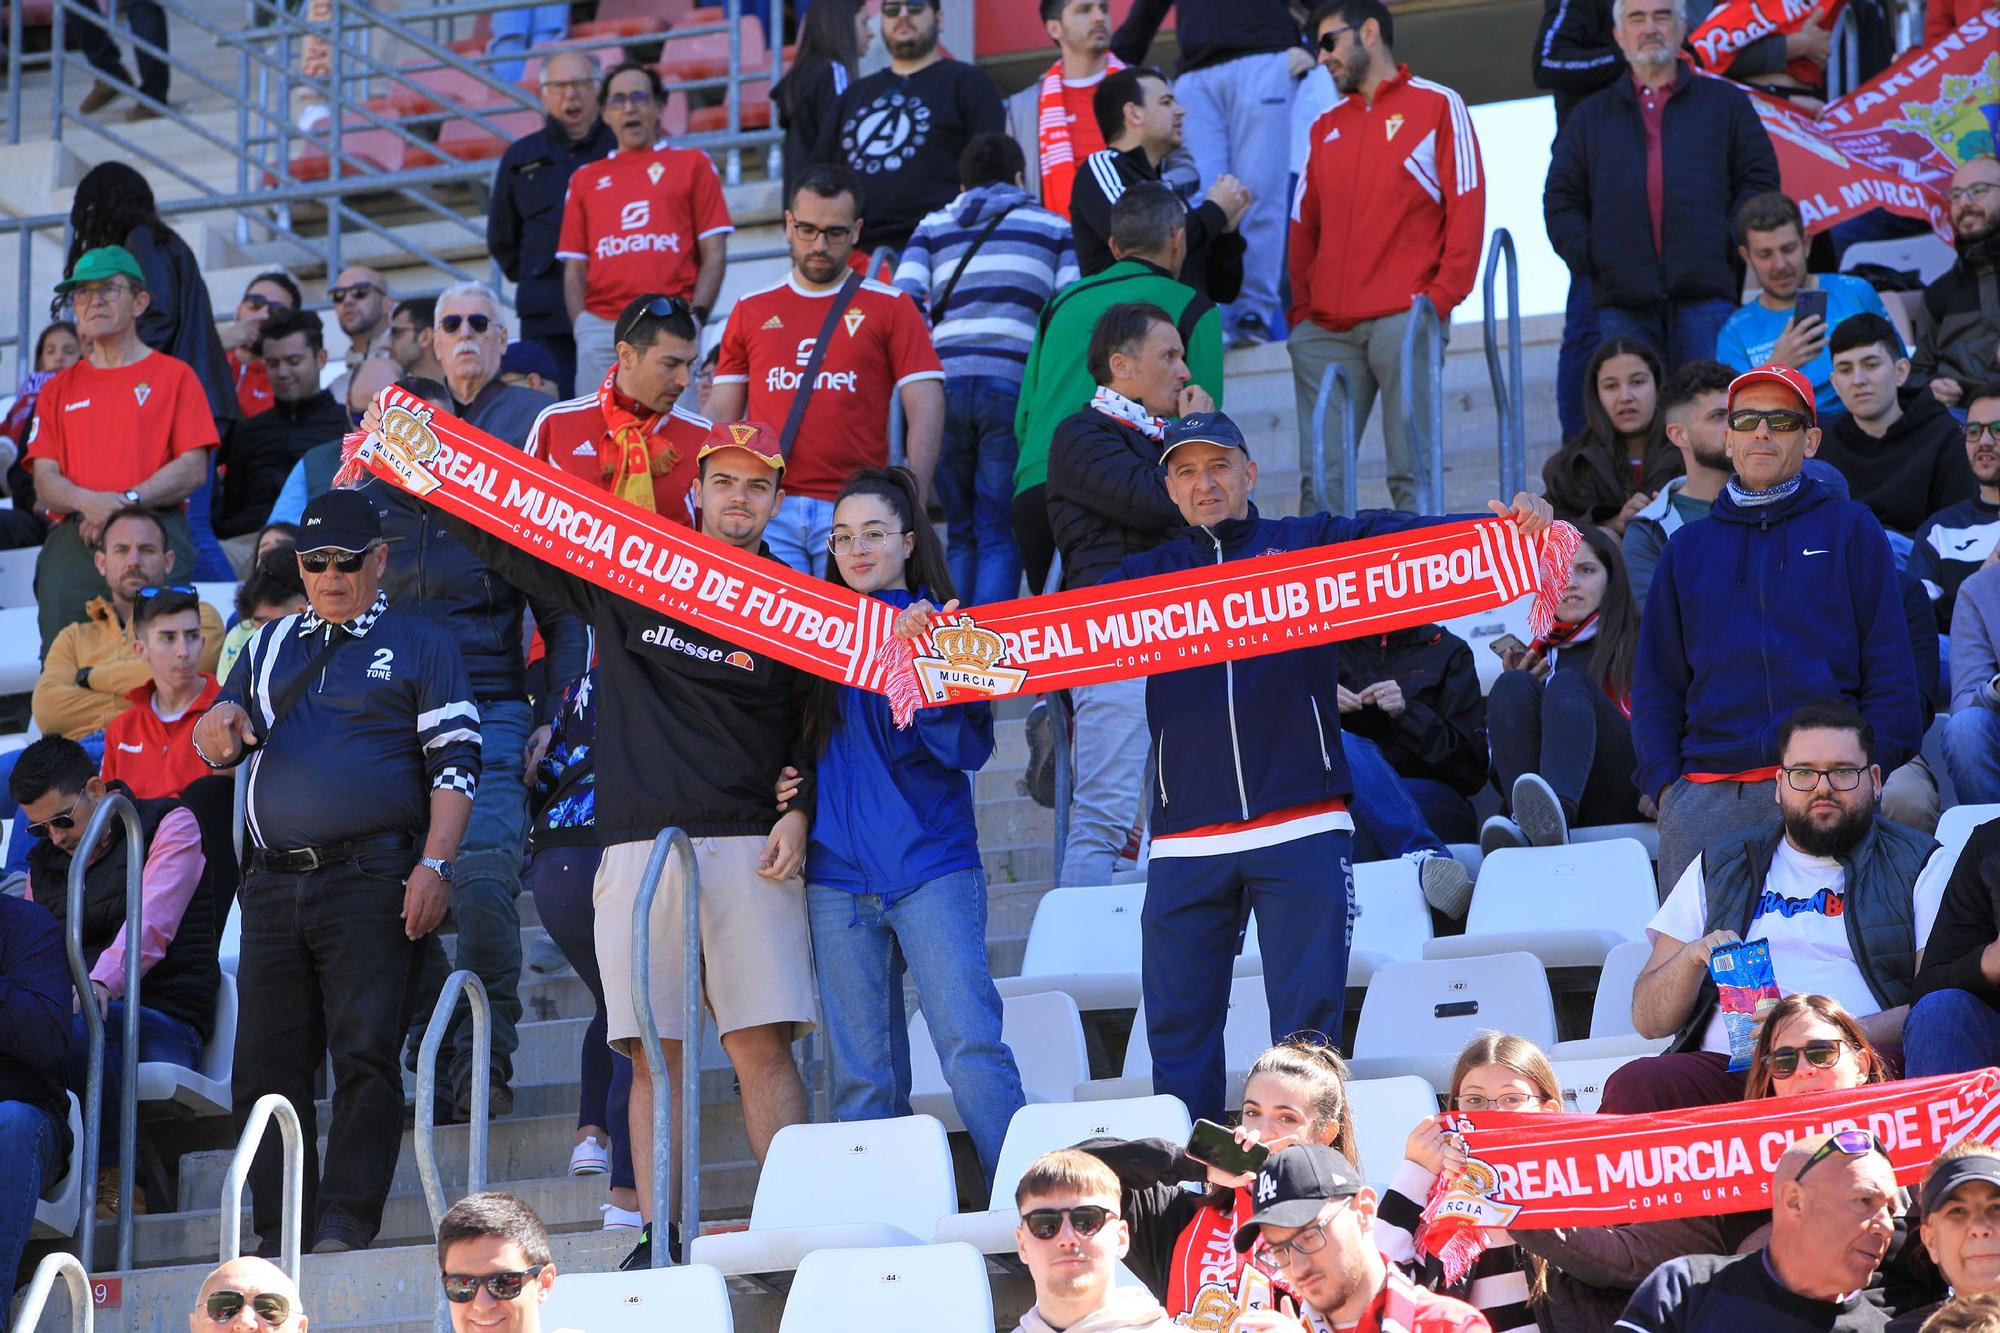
[0,895,74,1167]
[831,60,1006,253]
[1335,624,1488,797]
[1910,224,2000,392]
[1543,61,1780,308]
[1069,145,1245,306]
[486,118,616,340]
[1818,389,1979,537]
[1077,1137,1243,1307]
[216,389,349,537]
[1540,431,1685,528]
[126,223,237,429]
[1913,816,2000,1008]
[1110,0,1300,73]
[1046,407,1184,591]
[1531,2,1793,129]
[773,57,848,204]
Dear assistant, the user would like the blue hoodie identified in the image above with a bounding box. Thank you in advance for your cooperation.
[1631,470,1923,799]
[807,587,996,900]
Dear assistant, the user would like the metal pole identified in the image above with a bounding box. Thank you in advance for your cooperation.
[8,0,23,145]
[12,1252,92,1333]
[1045,558,1072,876]
[218,1092,304,1282]
[867,245,894,282]
[327,0,343,269]
[1309,362,1358,516]
[413,970,492,1229]
[1398,295,1444,513]
[632,827,700,1269]
[50,0,64,142]
[1482,228,1526,500]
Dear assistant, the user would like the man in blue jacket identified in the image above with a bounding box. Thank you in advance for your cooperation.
[1635,363,1924,898]
[1108,410,1552,1122]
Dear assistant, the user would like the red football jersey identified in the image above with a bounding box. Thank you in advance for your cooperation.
[525,390,711,526]
[713,274,943,501]
[25,350,218,498]
[556,141,734,319]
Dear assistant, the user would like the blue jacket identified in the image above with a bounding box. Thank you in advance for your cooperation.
[808,588,995,898]
[1110,505,1462,835]
[1632,471,1923,799]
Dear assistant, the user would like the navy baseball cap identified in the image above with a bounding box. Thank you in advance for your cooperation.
[1923,1154,2000,1216]
[1159,411,1251,465]
[499,340,560,383]
[1233,1145,1366,1251]
[298,489,383,553]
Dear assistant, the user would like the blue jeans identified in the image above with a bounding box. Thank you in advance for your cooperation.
[65,1002,203,1155]
[1342,732,1447,861]
[1174,50,1293,332]
[763,494,836,579]
[1556,271,1598,442]
[1944,706,2000,806]
[0,1100,62,1333]
[1596,299,1735,377]
[1903,989,2000,1078]
[937,376,1024,607]
[806,870,1024,1186]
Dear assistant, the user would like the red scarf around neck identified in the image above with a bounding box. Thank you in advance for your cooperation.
[1037,53,1124,214]
[595,368,675,513]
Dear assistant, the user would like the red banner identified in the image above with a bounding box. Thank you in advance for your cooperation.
[1690,0,1847,82]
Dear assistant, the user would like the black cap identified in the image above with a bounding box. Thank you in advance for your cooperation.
[297,489,383,553]
[1159,410,1251,466]
[1923,1154,2000,1216]
[1233,1144,1365,1252]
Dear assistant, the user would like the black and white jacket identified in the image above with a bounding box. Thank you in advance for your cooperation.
[1068,144,1245,306]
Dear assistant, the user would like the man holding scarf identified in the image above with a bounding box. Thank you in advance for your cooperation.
[1006,0,1122,215]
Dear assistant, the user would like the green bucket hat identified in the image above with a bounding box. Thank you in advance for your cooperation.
[55,244,146,295]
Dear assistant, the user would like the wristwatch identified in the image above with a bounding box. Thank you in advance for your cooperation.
[120,488,141,505]
[418,856,455,882]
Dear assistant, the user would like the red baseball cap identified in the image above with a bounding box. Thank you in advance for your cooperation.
[695,420,787,472]
[1726,364,1817,426]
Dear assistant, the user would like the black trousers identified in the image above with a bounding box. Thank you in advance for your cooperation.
[1012,483,1056,598]
[1487,668,1642,827]
[232,847,419,1247]
[72,0,170,100]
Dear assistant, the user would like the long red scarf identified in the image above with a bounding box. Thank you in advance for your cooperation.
[1036,55,1123,216]
[347,390,1577,721]
[1689,0,1848,84]
[595,368,672,513]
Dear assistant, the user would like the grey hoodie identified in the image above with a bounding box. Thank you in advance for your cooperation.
[1948,562,2000,713]
[1013,1287,1180,1333]
[1621,475,1708,613]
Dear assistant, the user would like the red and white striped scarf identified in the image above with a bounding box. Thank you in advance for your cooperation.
[1036,54,1124,214]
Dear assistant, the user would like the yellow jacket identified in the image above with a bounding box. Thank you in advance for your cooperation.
[33,596,226,739]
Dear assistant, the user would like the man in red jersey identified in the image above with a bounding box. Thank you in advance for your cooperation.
[558,62,732,398]
[706,163,945,576]
[526,294,710,526]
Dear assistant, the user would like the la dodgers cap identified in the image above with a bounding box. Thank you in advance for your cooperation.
[1233,1144,1366,1252]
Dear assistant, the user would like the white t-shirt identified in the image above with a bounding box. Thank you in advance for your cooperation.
[1648,839,1917,1055]
[1913,841,1956,955]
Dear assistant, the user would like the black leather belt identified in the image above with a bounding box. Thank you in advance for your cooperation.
[250,833,413,873]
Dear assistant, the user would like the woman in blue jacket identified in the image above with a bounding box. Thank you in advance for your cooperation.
[804,467,1025,1183]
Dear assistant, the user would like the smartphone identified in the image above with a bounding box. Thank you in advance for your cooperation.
[1489,633,1527,659]
[1186,1119,1270,1177]
[1794,287,1829,326]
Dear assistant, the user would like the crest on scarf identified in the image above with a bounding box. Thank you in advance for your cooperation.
[1385,113,1404,141]
[1429,1156,1522,1229]
[362,401,446,496]
[912,614,1026,703]
[843,307,867,337]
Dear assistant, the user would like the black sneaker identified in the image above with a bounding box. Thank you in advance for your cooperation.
[617,1223,683,1270]
[1020,701,1056,809]
[452,1077,515,1122]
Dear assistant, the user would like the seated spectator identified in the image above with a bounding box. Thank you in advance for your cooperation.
[1484,525,1643,851]
[1889,1144,2000,1331]
[218,271,301,420]
[14,735,218,1217]
[1949,548,2000,807]
[437,1191,558,1333]
[1617,1131,1898,1331]
[1912,157,1999,410]
[0,894,73,1317]
[1539,338,1682,538]
[1905,814,2000,1077]
[190,1257,306,1333]
[215,553,307,685]
[265,358,400,526]
[1607,699,1934,1112]
[1013,1148,1178,1332]
[1335,621,1485,847]
[1625,358,1735,612]
[1917,1292,2000,1333]
[1742,992,1888,1099]
[325,265,392,406]
[1338,730,1475,919]
[214,308,348,574]
[386,297,445,385]
[100,586,220,799]
[0,322,79,550]
[496,342,559,399]
[1717,192,1891,420]
[1913,383,2000,650]
[1822,314,1976,559]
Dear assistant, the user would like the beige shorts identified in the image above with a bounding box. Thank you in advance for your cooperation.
[592,835,816,1050]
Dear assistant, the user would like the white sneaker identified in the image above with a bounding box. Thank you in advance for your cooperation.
[600,1202,643,1231]
[569,1136,610,1176]
[1511,773,1571,848]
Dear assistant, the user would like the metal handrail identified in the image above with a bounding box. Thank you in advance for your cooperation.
[1482,228,1526,501]
[63,792,144,1275]
[1045,557,1073,877]
[414,969,492,1231]
[1310,362,1359,516]
[632,827,702,1269]
[1398,295,1446,513]
[12,1252,92,1333]
[219,1092,305,1281]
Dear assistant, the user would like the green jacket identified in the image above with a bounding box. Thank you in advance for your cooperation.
[1012,258,1223,496]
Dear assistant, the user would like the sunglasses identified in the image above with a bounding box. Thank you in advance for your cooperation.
[298,547,374,573]
[1317,24,1357,50]
[1728,408,1809,434]
[138,583,197,598]
[1795,1128,1886,1184]
[441,1267,545,1303]
[1020,1205,1116,1240]
[439,313,492,335]
[1769,1038,1849,1078]
[240,293,291,312]
[25,792,85,841]
[878,0,930,13]
[204,1291,292,1325]
[613,294,694,347]
[327,283,381,303]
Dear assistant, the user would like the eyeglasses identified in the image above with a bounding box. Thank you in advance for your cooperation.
[1967,420,2000,444]
[1020,1205,1116,1240]
[1316,24,1357,50]
[1794,1128,1887,1184]
[828,527,905,554]
[203,1291,292,1325]
[791,220,854,245]
[1768,1038,1849,1079]
[327,283,381,304]
[539,76,595,94]
[878,1,930,14]
[604,89,656,109]
[298,547,374,573]
[25,792,85,842]
[1728,408,1810,434]
[1948,181,1998,205]
[1256,1201,1351,1268]
[138,583,197,598]
[439,313,493,335]
[614,294,694,346]
[1455,1091,1543,1112]
[240,293,291,312]
[70,281,135,307]
[1780,765,1868,792]
[440,1267,545,1304]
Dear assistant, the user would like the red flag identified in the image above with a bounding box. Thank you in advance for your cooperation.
[1690,0,1847,83]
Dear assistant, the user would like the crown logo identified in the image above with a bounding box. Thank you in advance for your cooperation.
[930,615,1006,671]
[380,402,443,463]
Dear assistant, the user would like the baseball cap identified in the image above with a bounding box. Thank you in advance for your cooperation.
[499,341,560,383]
[1923,1153,2000,1216]
[696,420,787,473]
[1727,364,1817,426]
[55,244,146,295]
[1232,1145,1366,1252]
[297,489,384,553]
[1159,411,1251,466]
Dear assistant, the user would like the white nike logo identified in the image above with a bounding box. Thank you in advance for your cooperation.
[1802,548,1830,556]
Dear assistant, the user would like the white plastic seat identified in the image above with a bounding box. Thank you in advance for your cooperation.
[1077,974,1274,1104]
[1935,805,2000,871]
[688,1115,956,1277]
[540,1264,733,1331]
[907,990,1089,1132]
[0,546,36,608]
[0,607,40,694]
[218,899,242,976]
[1552,1053,1647,1114]
[777,1242,993,1333]
[1424,839,1656,969]
[193,581,239,617]
[1346,1076,1440,1191]
[1346,953,1558,1087]
[135,970,237,1115]
[1570,821,1660,861]
[31,1093,83,1240]
[933,1094,1193,1253]
[1551,939,1670,1060]
[1440,597,1531,697]
[1241,858,1431,987]
[994,883,1144,1011]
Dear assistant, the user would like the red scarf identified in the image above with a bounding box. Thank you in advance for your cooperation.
[1036,55,1124,215]
[1165,1188,1296,1324]
[1689,0,1848,84]
[595,368,673,513]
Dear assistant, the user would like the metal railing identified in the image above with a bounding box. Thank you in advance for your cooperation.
[63,792,144,1275]
[1482,228,1526,501]
[413,969,492,1231]
[219,1092,305,1281]
[12,1252,92,1333]
[1398,295,1446,514]
[1309,362,1359,516]
[632,826,702,1269]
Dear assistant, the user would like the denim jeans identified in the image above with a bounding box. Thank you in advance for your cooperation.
[763,494,837,579]
[1902,988,2000,1078]
[1555,271,1599,442]
[938,375,1025,606]
[1060,678,1150,887]
[440,696,532,1092]
[65,1002,203,1156]
[1486,669,1642,827]
[807,870,1025,1185]
[1174,50,1293,332]
[0,1099,61,1333]
[1944,707,2000,805]
[528,845,634,1191]
[1595,299,1736,378]
[1342,732,1447,861]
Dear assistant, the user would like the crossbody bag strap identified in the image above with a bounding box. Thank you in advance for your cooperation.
[777,269,866,460]
[929,204,1019,327]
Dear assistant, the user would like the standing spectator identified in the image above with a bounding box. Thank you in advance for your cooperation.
[28,248,218,653]
[894,133,1077,605]
[1823,313,1978,556]
[1015,184,1224,596]
[1634,364,1922,893]
[1290,0,1485,514]
[1007,0,1121,215]
[0,323,78,552]
[325,266,392,402]
[1335,623,1486,847]
[1905,810,2000,1076]
[0,894,72,1331]
[73,0,170,119]
[219,272,301,420]
[436,1193,562,1333]
[827,0,1005,257]
[1544,0,1780,377]
[385,298,447,386]
[1913,157,2000,409]
[706,165,946,575]
[1911,383,2000,636]
[15,734,217,1218]
[525,295,711,525]
[1716,193,1891,419]
[487,49,615,400]
[557,63,732,395]
[214,309,348,573]
[1068,66,1247,305]
[772,0,867,205]
[1625,358,1735,611]
[1540,338,1682,537]
[1890,1146,2000,1330]
[99,586,220,799]
[1108,0,1302,346]
[1942,473,2000,812]
[1011,1149,1179,1333]
[192,490,481,1255]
